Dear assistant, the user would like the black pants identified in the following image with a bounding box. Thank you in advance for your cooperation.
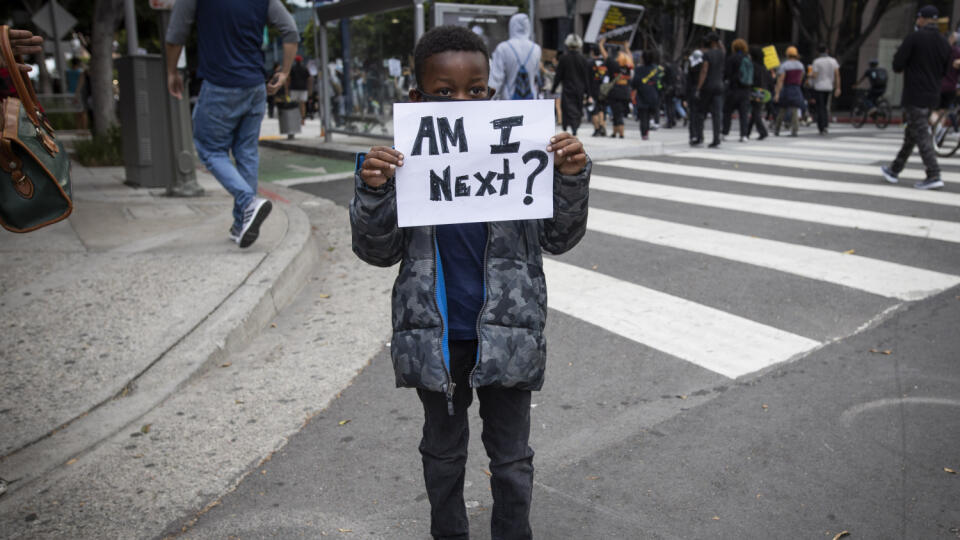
[722,88,750,138]
[687,95,702,142]
[638,107,652,136]
[891,105,940,179]
[417,340,534,540]
[610,98,629,126]
[699,90,723,144]
[814,90,831,133]
[747,100,768,139]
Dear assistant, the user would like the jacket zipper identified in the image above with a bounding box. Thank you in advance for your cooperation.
[469,223,491,388]
[433,228,456,415]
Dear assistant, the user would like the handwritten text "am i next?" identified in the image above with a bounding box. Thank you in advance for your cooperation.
[392,100,555,227]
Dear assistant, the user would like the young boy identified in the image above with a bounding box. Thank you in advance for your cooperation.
[350,25,591,540]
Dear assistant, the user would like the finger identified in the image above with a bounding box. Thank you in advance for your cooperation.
[370,146,404,160]
[18,64,33,73]
[550,138,582,156]
[369,148,403,166]
[362,157,398,174]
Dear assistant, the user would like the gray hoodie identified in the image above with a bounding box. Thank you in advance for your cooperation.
[489,14,542,99]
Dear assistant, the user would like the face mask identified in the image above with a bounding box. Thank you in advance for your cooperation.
[414,88,491,102]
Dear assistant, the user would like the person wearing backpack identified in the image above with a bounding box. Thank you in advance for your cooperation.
[810,45,841,134]
[489,13,541,100]
[600,37,634,139]
[746,45,771,140]
[721,38,752,142]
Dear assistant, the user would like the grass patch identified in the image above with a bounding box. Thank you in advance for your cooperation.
[72,125,123,166]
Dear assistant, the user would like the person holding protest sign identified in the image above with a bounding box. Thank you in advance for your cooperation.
[350,25,591,540]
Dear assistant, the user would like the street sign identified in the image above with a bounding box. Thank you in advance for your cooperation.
[31,1,77,40]
[149,0,178,9]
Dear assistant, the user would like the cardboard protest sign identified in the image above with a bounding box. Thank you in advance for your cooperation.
[762,45,781,70]
[583,1,646,44]
[692,0,738,32]
[392,100,555,228]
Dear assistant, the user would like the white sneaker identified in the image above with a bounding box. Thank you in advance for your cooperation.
[229,224,241,244]
[238,198,272,248]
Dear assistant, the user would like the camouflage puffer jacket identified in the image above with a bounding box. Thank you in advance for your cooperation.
[350,159,591,399]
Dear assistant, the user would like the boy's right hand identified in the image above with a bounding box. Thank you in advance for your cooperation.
[360,146,404,188]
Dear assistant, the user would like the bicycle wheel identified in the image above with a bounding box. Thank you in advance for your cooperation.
[875,101,891,129]
[937,112,960,157]
[851,103,867,128]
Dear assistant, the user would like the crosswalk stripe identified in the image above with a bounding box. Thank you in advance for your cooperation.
[743,144,905,162]
[543,259,822,379]
[676,150,960,182]
[601,159,960,208]
[587,208,960,300]
[788,139,905,152]
[590,175,960,243]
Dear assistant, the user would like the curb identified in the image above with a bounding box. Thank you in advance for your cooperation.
[259,138,359,161]
[0,185,319,503]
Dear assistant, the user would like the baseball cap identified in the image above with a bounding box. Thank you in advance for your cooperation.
[785,45,799,58]
[918,5,939,18]
[295,55,303,62]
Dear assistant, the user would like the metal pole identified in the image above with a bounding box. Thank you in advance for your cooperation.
[125,0,139,55]
[529,0,535,40]
[319,16,331,142]
[50,2,67,90]
[159,9,202,197]
[414,0,425,44]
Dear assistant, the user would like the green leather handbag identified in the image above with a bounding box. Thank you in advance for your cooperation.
[0,25,72,233]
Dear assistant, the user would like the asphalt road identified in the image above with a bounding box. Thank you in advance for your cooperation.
[178,128,960,539]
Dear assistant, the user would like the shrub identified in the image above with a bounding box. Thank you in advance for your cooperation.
[72,125,123,166]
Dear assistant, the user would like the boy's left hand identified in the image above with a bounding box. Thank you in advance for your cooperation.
[548,132,587,176]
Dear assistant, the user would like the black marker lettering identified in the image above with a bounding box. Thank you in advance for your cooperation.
[429,166,452,201]
[411,116,438,156]
[455,175,471,197]
[489,116,523,154]
[474,171,497,196]
[437,117,468,153]
[497,159,514,196]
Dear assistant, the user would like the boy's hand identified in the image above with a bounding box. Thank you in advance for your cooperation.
[360,146,404,188]
[548,133,587,176]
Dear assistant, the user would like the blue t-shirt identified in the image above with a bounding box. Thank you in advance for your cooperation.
[436,223,487,341]
[195,0,269,88]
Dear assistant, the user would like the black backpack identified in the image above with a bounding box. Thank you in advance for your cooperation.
[507,42,536,100]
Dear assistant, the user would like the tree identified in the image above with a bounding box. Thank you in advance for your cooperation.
[785,0,901,64]
[90,0,122,135]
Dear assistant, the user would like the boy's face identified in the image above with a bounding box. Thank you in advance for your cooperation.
[410,50,494,102]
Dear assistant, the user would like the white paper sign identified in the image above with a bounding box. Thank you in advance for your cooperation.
[692,0,738,32]
[393,100,555,228]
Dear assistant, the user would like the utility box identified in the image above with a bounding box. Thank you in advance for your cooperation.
[117,54,202,194]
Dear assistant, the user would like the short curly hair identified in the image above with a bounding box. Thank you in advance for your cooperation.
[414,25,490,88]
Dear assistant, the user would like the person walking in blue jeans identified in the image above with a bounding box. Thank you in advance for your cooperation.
[165,0,298,248]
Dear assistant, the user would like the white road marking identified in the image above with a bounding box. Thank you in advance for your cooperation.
[587,208,960,300]
[543,259,822,378]
[601,159,960,208]
[674,150,960,182]
[590,175,960,243]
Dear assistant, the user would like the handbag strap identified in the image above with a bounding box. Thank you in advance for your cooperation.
[0,25,44,130]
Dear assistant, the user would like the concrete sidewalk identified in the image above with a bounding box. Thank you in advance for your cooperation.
[0,164,318,502]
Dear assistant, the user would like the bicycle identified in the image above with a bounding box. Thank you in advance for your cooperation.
[850,89,891,129]
[931,101,960,157]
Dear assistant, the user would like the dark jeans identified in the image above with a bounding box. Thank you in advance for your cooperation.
[747,100,768,139]
[699,90,723,144]
[722,88,750,137]
[814,90,832,132]
[891,105,940,178]
[417,340,534,540]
